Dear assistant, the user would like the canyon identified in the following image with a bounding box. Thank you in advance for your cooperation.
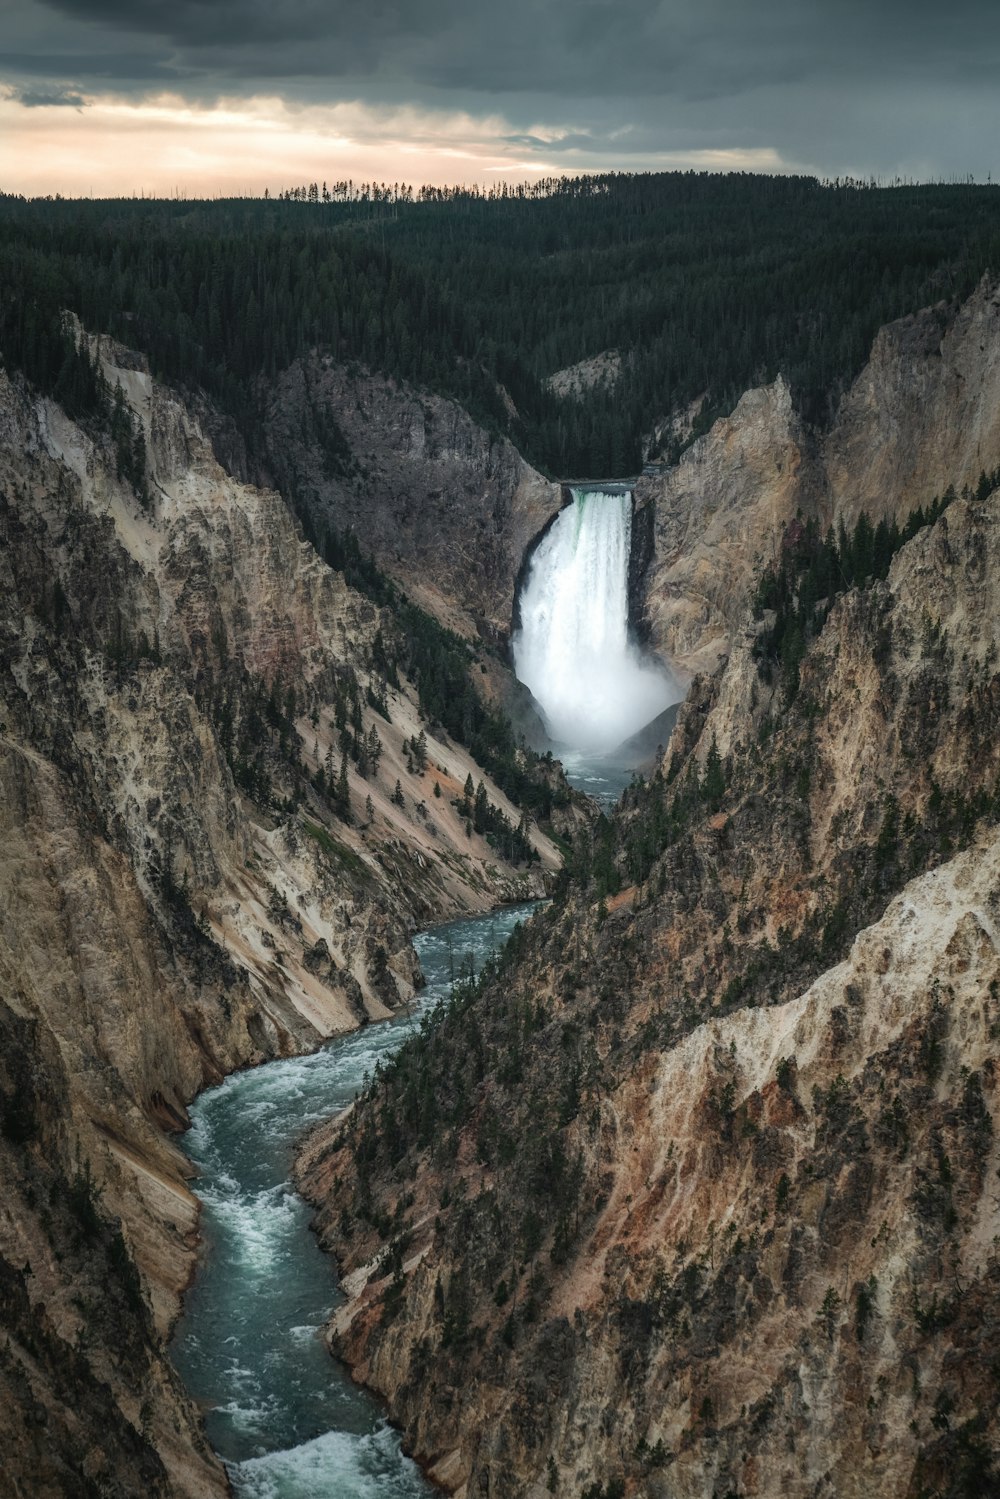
[3,268,1000,1498]
[299,279,1000,1498]
[0,331,558,1495]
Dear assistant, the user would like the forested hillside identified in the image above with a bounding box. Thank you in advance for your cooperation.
[4,174,1000,476]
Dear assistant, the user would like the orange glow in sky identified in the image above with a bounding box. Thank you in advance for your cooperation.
[0,90,787,197]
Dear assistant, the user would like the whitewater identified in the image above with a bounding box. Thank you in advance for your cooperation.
[513,487,679,754]
[170,905,538,1499]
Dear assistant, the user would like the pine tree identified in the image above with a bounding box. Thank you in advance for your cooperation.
[367,724,382,776]
[336,750,351,822]
[701,735,725,812]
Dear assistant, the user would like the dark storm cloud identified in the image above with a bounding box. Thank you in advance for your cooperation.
[5,0,1000,175]
[42,0,463,48]
[18,0,999,94]
[2,48,176,83]
[10,84,85,107]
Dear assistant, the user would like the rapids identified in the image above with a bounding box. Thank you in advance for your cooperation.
[171,904,539,1498]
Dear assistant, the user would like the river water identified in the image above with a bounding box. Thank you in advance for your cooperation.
[558,751,638,809]
[170,903,540,1498]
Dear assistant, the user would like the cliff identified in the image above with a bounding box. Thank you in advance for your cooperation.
[301,484,1000,1496]
[824,275,1000,528]
[635,376,810,679]
[0,332,559,1495]
[263,357,563,643]
[636,275,1000,681]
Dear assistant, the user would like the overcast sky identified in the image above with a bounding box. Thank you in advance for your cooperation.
[3,0,999,195]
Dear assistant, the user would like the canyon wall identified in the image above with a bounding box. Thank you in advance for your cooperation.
[637,275,1000,681]
[303,474,1000,1496]
[635,375,810,679]
[263,357,563,643]
[0,336,558,1495]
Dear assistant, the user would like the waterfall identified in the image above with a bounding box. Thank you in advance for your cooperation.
[513,487,679,754]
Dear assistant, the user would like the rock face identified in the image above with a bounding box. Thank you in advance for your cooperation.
[637,275,1000,679]
[302,483,1000,1496]
[636,376,810,678]
[264,356,562,641]
[0,335,559,1495]
[824,275,1000,527]
[545,350,622,400]
[0,736,253,1499]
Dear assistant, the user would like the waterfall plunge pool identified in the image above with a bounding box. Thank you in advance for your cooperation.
[554,751,647,810]
[170,903,540,1498]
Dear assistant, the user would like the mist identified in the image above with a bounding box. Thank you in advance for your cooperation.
[512,489,680,755]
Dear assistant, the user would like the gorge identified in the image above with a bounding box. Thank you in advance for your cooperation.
[297,280,1000,1499]
[4,181,1000,1499]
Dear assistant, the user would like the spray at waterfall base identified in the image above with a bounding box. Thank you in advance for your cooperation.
[513,488,681,759]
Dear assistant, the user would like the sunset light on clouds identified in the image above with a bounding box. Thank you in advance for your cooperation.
[4,0,1000,195]
[0,92,545,196]
[0,90,790,198]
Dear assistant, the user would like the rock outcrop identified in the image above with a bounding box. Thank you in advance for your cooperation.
[824,275,1000,527]
[636,375,810,679]
[264,357,562,642]
[636,275,1000,680]
[545,350,622,401]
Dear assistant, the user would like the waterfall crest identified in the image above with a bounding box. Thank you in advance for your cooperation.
[513,488,679,754]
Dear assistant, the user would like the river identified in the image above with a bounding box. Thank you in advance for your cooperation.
[170,902,540,1498]
[558,750,639,809]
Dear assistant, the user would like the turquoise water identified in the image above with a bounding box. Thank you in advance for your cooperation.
[558,750,639,809]
[171,903,539,1498]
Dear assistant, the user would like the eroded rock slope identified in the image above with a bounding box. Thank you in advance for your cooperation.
[264,356,562,642]
[0,334,558,1495]
[301,484,1000,1497]
[638,275,1000,681]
